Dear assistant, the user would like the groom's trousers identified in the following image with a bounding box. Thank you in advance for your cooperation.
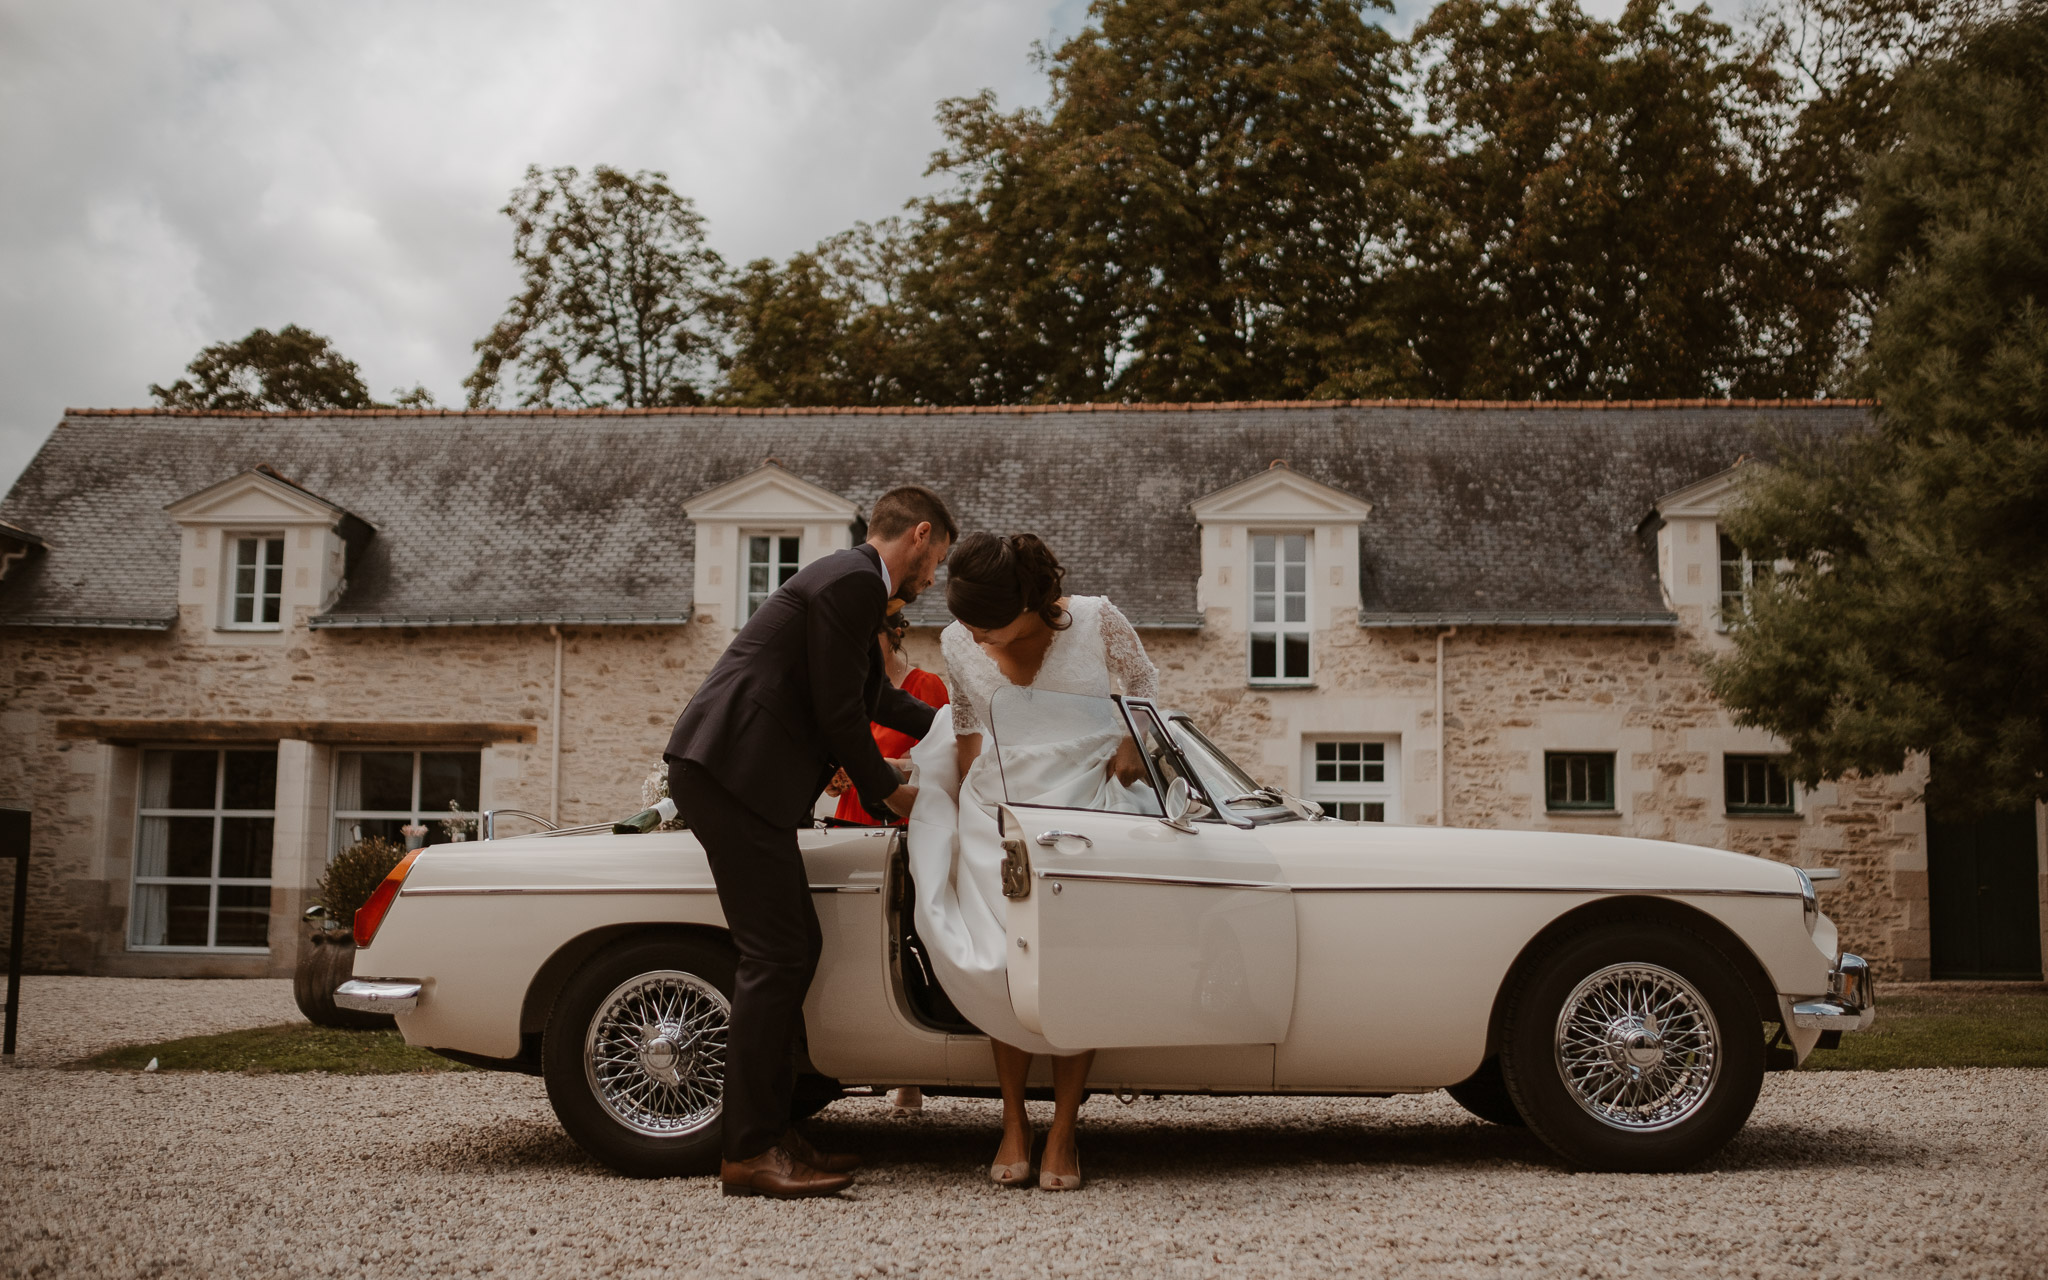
[668,758,825,1163]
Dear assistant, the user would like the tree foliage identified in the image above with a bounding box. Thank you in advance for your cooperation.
[1708,2,2048,816]
[1389,0,1784,398]
[466,165,724,408]
[150,325,374,411]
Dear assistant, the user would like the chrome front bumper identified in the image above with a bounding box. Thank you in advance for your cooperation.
[1791,952,1875,1031]
[334,979,422,1014]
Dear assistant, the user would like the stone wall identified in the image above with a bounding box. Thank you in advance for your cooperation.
[0,609,1938,979]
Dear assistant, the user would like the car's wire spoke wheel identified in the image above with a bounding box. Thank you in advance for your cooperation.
[1553,962,1719,1132]
[583,969,729,1138]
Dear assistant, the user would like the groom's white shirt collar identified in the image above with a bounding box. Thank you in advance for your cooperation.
[875,550,893,598]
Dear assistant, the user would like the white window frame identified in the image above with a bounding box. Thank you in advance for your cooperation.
[741,531,803,622]
[129,746,277,953]
[1304,737,1400,822]
[222,532,287,631]
[1716,530,1766,632]
[1249,532,1313,685]
[331,748,482,859]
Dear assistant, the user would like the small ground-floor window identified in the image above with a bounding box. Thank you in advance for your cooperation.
[1305,737,1400,822]
[1724,754,1796,815]
[131,747,277,951]
[1546,751,1617,812]
[333,749,481,855]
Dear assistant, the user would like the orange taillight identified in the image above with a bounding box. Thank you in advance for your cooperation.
[354,849,423,948]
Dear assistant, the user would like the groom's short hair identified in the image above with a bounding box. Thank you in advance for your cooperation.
[869,485,958,544]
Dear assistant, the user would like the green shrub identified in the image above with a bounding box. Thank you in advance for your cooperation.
[312,837,408,929]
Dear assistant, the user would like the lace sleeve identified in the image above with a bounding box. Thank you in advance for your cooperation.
[940,624,986,736]
[1099,599,1160,699]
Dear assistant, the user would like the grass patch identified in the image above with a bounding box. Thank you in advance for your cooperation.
[78,1022,472,1075]
[1801,985,2048,1071]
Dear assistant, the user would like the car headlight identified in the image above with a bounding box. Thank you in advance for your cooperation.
[1794,867,1818,934]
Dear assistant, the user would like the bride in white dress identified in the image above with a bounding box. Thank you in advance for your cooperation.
[904,532,1160,1191]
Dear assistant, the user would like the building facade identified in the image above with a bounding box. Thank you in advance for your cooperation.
[2,402,2042,983]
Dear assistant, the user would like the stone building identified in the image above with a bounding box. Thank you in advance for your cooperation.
[2,402,2042,984]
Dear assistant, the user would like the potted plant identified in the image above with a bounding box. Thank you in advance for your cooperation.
[295,836,407,1030]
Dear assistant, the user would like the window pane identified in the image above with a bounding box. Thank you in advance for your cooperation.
[221,750,278,810]
[218,817,273,879]
[1252,562,1275,593]
[161,750,217,810]
[266,537,284,566]
[163,816,215,878]
[1283,535,1306,562]
[353,752,415,811]
[215,885,271,948]
[238,538,258,568]
[165,884,211,947]
[1252,535,1274,563]
[778,536,800,569]
[749,564,770,594]
[1250,634,1276,680]
[261,592,281,625]
[1361,802,1385,823]
[338,815,412,851]
[1283,634,1310,679]
[419,752,481,813]
[1283,593,1306,623]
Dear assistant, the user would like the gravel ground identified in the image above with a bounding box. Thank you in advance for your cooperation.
[4,981,2046,1280]
[3,976,302,1066]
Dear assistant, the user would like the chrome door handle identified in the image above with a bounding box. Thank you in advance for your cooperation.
[1036,830,1093,849]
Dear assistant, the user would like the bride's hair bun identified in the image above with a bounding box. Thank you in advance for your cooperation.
[1007,533,1070,631]
[944,531,1071,631]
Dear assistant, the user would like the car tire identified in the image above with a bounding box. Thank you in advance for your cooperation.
[542,934,738,1178]
[1498,919,1764,1172]
[1445,1055,1526,1126]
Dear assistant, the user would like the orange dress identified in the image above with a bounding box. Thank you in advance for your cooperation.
[831,667,950,825]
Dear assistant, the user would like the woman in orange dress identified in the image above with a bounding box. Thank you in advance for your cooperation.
[827,610,949,825]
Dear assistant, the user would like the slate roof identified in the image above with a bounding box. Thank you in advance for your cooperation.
[0,401,1874,631]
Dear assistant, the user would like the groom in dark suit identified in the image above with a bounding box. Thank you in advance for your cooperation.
[665,484,955,1198]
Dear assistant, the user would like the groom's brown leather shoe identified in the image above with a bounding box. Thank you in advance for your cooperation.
[720,1146,853,1199]
[782,1126,862,1174]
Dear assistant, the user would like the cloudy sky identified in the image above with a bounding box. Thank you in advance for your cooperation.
[0,0,1629,495]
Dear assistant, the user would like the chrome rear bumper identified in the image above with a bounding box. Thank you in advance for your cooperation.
[334,979,422,1014]
[1791,952,1874,1031]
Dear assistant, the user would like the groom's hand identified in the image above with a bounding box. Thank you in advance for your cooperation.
[884,784,919,818]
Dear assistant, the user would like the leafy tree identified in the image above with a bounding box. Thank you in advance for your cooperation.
[466,165,724,408]
[716,221,922,407]
[150,325,375,411]
[1740,0,2008,393]
[1386,0,1791,399]
[1708,2,2048,816]
[905,0,1414,404]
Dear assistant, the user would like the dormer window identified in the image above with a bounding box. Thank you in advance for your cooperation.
[1717,532,1767,630]
[228,535,286,628]
[745,534,802,621]
[1250,533,1312,682]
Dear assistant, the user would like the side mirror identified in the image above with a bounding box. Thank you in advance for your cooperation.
[1161,777,1210,833]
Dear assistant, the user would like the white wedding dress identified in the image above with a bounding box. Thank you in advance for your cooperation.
[905,596,1160,1055]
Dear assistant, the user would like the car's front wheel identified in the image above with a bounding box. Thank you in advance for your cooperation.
[1498,920,1764,1172]
[542,935,737,1178]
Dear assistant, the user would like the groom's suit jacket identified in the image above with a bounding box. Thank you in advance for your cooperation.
[666,542,938,828]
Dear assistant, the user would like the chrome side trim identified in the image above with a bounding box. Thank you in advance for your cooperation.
[401,885,720,897]
[399,883,881,897]
[1036,868,1290,891]
[1286,883,1805,898]
[334,979,422,1013]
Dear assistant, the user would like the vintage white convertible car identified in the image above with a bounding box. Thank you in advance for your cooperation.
[339,692,1873,1177]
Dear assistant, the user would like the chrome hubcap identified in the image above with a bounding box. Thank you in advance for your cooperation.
[584,970,729,1138]
[1554,962,1719,1132]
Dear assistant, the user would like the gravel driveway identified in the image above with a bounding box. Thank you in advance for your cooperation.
[4,979,2045,1280]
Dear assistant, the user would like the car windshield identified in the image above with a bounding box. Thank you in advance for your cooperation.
[1166,717,1290,815]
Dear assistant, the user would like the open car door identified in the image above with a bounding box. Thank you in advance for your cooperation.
[985,687,1297,1050]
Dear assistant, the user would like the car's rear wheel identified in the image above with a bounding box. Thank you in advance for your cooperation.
[1445,1055,1526,1126]
[542,935,736,1178]
[1498,920,1763,1172]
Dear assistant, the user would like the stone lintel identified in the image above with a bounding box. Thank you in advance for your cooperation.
[54,718,538,746]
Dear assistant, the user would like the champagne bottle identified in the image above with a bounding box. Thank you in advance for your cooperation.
[612,797,679,835]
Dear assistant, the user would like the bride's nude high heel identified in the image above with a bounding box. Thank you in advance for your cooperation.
[990,1131,1033,1186]
[1038,1144,1082,1191]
